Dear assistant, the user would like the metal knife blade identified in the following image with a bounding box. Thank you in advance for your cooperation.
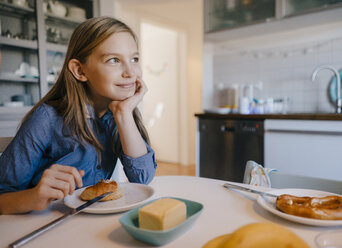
[223,183,278,198]
[9,191,113,248]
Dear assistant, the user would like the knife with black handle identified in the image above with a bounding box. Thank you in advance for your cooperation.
[9,191,113,248]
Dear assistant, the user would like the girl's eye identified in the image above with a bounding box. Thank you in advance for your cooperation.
[108,57,119,63]
[132,57,139,63]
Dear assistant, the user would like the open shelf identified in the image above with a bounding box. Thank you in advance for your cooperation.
[0,74,39,84]
[0,0,97,112]
[0,37,38,50]
[0,2,35,16]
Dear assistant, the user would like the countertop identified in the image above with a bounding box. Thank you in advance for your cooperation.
[195,112,342,120]
[0,176,333,247]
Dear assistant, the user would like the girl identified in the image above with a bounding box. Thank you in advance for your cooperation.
[0,17,157,214]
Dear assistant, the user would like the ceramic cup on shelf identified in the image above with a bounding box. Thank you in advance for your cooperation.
[49,0,67,17]
[14,62,30,77]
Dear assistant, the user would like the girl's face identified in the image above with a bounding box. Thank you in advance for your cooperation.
[81,32,141,107]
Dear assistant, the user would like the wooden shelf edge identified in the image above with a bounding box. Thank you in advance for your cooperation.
[0,37,38,50]
[0,2,34,14]
[0,74,39,83]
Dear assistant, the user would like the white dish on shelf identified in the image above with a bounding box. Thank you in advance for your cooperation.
[12,0,28,8]
[204,107,231,114]
[257,188,342,226]
[4,101,24,107]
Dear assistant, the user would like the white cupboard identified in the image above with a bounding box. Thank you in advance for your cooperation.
[264,119,342,181]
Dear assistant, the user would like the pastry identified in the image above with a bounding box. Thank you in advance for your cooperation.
[80,179,123,201]
[276,194,342,220]
[203,222,309,248]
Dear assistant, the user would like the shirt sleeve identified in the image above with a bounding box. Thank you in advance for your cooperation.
[120,143,157,184]
[0,105,51,193]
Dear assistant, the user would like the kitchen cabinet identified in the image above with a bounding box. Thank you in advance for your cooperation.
[204,0,276,33]
[0,0,98,107]
[264,119,342,181]
[0,0,98,136]
[283,0,342,17]
[196,113,342,182]
[204,0,342,33]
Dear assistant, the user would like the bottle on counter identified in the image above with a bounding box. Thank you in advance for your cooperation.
[239,97,250,114]
[226,84,239,113]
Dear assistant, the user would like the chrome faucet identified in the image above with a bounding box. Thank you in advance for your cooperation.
[312,65,341,114]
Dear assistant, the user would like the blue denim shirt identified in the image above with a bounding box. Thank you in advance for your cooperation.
[0,104,157,193]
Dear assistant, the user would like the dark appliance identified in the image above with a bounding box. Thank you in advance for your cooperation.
[198,118,264,183]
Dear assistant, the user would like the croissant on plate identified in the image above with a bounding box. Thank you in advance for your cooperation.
[80,179,123,201]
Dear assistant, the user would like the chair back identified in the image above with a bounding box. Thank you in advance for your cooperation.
[244,160,342,195]
[0,137,13,153]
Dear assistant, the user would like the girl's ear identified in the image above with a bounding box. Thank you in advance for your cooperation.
[68,59,88,82]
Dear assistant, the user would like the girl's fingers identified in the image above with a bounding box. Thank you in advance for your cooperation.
[126,78,147,107]
[135,77,147,96]
[50,179,72,197]
[48,188,65,200]
[109,77,148,115]
[32,165,85,211]
[55,165,83,188]
[52,170,76,194]
[51,164,84,188]
[40,164,84,197]
[79,170,85,177]
[41,174,70,197]
[34,179,65,201]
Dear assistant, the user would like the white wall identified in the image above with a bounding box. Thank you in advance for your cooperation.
[140,23,180,163]
[204,8,342,113]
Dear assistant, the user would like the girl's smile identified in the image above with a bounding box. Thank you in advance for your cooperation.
[115,82,136,89]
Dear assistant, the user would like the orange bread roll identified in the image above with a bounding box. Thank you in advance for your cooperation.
[80,179,123,201]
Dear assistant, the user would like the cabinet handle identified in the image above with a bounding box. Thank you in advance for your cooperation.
[220,125,235,132]
[265,129,342,135]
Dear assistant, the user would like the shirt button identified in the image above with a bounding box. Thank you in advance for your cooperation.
[96,165,101,170]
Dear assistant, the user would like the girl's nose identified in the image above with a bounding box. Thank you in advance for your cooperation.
[122,65,135,78]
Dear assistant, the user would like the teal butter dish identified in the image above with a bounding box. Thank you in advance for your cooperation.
[119,197,204,246]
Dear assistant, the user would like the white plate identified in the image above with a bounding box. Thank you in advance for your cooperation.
[257,188,342,226]
[64,182,154,214]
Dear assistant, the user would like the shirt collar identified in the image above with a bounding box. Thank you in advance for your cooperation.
[85,104,96,120]
[101,109,113,122]
[85,104,113,122]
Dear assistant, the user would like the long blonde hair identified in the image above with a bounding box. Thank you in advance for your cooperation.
[22,17,150,155]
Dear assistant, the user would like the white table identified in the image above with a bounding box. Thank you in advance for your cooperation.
[0,176,336,247]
